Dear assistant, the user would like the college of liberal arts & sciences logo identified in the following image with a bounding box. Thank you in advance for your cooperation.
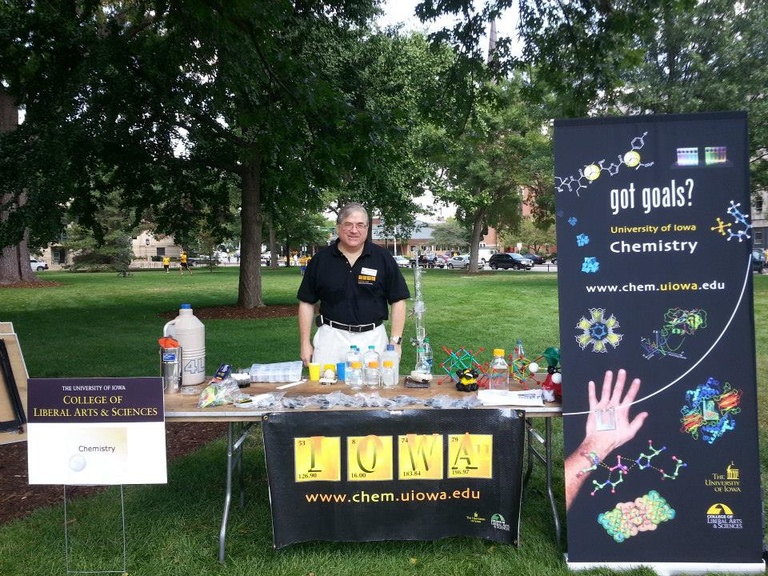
[705,503,743,531]
[491,513,510,532]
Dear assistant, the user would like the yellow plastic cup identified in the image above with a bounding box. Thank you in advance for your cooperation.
[308,363,321,381]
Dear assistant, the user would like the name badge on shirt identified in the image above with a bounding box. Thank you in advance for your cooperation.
[358,267,378,284]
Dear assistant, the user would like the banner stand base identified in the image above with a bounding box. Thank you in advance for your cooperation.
[565,556,765,575]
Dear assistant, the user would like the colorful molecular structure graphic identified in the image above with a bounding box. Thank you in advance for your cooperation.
[581,256,600,273]
[680,377,742,444]
[555,132,655,196]
[641,307,708,360]
[711,200,752,242]
[575,308,623,353]
[439,346,487,387]
[578,440,687,497]
[597,491,676,543]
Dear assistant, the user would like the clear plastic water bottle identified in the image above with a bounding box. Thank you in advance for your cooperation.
[363,345,381,388]
[346,345,360,371]
[423,337,433,371]
[488,348,510,391]
[381,359,397,388]
[347,360,363,390]
[382,344,399,383]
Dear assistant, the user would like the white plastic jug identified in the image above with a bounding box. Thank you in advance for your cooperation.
[163,304,206,386]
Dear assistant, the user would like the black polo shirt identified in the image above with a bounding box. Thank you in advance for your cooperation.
[297,239,410,325]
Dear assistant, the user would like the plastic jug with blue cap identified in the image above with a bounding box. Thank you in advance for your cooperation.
[163,304,206,387]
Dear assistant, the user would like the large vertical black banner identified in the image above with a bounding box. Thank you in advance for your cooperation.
[262,409,525,548]
[555,113,764,572]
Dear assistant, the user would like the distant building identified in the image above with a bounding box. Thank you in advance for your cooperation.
[41,230,184,270]
[370,218,498,256]
[129,231,184,267]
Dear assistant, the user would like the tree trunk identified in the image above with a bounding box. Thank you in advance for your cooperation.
[283,239,291,268]
[468,208,486,273]
[237,156,265,308]
[0,194,36,284]
[0,91,37,284]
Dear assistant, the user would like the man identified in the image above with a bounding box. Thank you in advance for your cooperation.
[297,202,410,368]
[162,255,171,273]
[180,251,191,275]
[299,253,310,275]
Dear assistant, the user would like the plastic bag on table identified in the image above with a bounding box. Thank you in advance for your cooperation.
[282,395,326,410]
[331,391,367,408]
[425,394,483,409]
[388,395,426,408]
[197,377,250,408]
[353,392,393,408]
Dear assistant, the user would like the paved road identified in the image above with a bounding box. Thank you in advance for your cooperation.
[479,263,558,272]
[426,263,558,272]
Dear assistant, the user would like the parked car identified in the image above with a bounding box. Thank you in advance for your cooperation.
[446,254,471,269]
[488,253,533,270]
[393,255,410,268]
[188,255,218,267]
[520,253,545,265]
[752,249,765,273]
[509,253,535,269]
[409,253,441,268]
[477,248,497,264]
[430,253,451,267]
[30,258,48,271]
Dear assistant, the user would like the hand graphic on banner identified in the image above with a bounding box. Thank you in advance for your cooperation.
[564,369,649,511]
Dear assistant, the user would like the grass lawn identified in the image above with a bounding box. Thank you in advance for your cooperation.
[0,267,765,576]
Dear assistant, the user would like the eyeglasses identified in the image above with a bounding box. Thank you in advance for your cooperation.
[340,222,368,231]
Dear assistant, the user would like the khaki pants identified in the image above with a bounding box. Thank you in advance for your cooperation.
[312,324,388,367]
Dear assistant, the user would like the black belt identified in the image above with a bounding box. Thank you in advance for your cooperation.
[316,315,381,333]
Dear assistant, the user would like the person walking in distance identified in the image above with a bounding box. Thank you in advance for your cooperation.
[180,251,191,275]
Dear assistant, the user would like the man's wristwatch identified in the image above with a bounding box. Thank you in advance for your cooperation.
[390,336,403,345]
